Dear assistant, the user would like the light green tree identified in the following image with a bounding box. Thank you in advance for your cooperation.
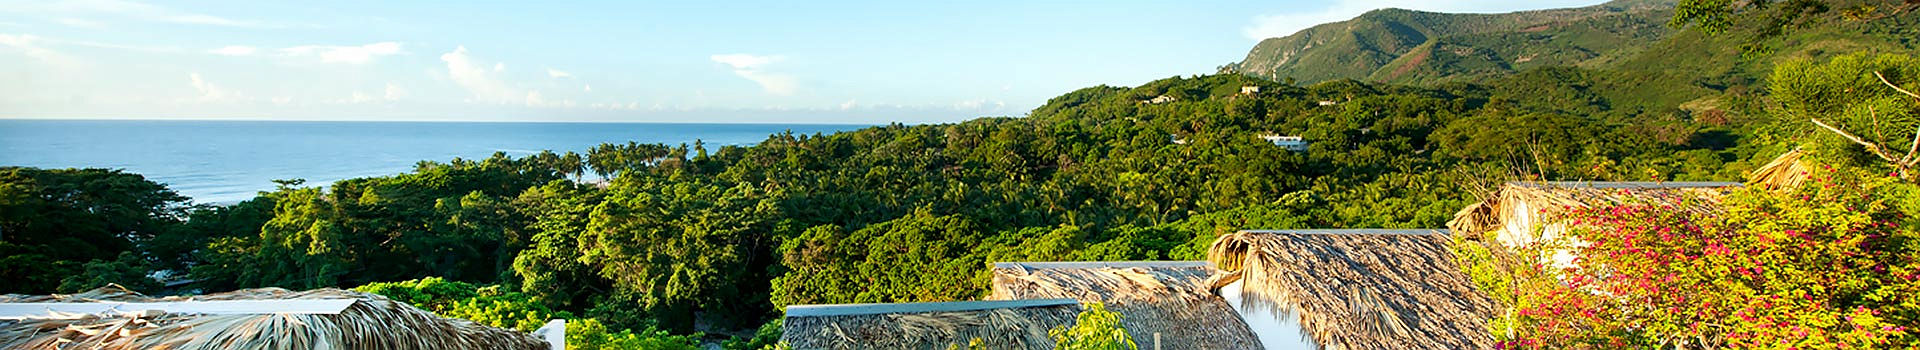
[1050,303,1137,350]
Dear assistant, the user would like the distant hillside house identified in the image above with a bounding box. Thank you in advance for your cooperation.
[780,299,1079,349]
[1240,86,1261,94]
[989,261,1263,350]
[1206,229,1497,350]
[1448,181,1739,270]
[1147,95,1177,104]
[1317,100,1338,106]
[1259,134,1308,151]
[0,285,554,350]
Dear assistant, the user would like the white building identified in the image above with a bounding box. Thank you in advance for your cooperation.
[1259,134,1308,151]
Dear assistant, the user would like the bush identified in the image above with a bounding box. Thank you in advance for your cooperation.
[1498,167,1920,348]
[354,277,706,349]
[1050,302,1137,350]
[567,318,702,350]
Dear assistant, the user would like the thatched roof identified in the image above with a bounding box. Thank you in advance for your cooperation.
[1749,149,1812,190]
[1447,181,1738,247]
[988,261,1262,350]
[0,285,548,350]
[780,299,1081,350]
[1206,229,1495,350]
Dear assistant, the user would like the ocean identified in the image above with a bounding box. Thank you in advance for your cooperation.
[0,120,869,203]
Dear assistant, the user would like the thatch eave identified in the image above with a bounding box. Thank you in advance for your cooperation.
[1206,229,1496,350]
[988,261,1263,350]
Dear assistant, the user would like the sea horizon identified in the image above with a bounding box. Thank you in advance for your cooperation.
[0,117,887,126]
[0,119,872,204]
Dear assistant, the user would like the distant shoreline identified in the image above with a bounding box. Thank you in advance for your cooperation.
[0,118,885,127]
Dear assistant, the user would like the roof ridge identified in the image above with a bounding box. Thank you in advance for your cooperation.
[1235,228,1448,235]
[1506,181,1741,189]
[991,261,1209,269]
[784,299,1079,317]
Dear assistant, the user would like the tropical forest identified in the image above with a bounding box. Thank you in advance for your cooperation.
[4,0,1920,348]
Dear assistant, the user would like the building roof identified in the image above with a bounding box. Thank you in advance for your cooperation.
[989,261,1263,350]
[0,285,547,350]
[785,299,1078,317]
[1508,181,1740,189]
[1205,229,1496,350]
[1448,181,1738,239]
[780,299,1080,350]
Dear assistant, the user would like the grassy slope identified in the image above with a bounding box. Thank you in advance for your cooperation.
[1231,0,1918,117]
[1231,0,1674,84]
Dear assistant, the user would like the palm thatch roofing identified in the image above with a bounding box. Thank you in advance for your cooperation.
[988,261,1262,350]
[780,299,1081,350]
[1206,229,1495,350]
[1749,149,1812,191]
[1447,181,1738,247]
[0,285,548,350]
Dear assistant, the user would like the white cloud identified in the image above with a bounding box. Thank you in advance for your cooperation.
[710,53,798,96]
[583,84,592,92]
[524,91,546,106]
[710,54,778,70]
[280,42,401,64]
[208,45,256,56]
[547,68,572,78]
[55,18,103,28]
[384,83,406,101]
[1241,0,1602,40]
[0,34,65,63]
[36,0,267,27]
[188,72,240,102]
[953,99,1007,111]
[348,91,375,104]
[840,99,858,110]
[442,46,519,104]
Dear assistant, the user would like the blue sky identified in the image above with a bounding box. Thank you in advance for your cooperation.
[0,0,1602,124]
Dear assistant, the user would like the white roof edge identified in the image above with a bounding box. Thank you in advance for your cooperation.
[0,299,357,320]
[1508,181,1742,189]
[1236,228,1449,235]
[784,298,1079,318]
[992,261,1209,269]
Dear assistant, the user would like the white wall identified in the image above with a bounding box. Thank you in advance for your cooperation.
[1221,280,1321,350]
[1502,201,1585,272]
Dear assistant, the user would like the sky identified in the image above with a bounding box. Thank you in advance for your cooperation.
[0,0,1604,124]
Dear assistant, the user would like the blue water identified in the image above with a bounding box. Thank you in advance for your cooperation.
[0,120,868,203]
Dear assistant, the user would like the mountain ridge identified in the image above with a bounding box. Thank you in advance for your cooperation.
[1226,0,1678,84]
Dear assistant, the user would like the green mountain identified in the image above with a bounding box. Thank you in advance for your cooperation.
[1226,0,1676,85]
[1226,0,1919,90]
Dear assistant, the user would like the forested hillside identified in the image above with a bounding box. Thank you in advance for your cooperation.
[1226,0,1919,91]
[0,69,1771,344]
[1228,0,1676,84]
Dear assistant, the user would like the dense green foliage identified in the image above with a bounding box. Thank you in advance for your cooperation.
[0,167,187,293]
[352,277,703,350]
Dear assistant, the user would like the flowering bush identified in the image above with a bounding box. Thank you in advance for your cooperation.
[1495,166,1920,349]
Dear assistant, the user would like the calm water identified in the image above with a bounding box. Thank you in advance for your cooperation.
[0,120,868,203]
